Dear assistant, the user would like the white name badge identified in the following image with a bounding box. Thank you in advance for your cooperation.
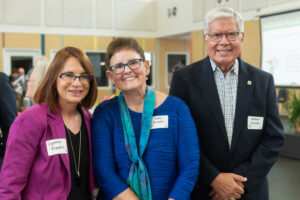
[247,116,264,130]
[46,139,68,156]
[151,115,168,129]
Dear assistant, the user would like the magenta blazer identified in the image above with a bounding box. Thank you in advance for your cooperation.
[0,103,95,199]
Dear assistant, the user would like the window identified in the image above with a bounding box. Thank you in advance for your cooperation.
[145,52,155,87]
[166,52,189,87]
[86,51,109,88]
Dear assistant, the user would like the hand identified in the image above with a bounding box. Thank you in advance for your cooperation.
[209,191,226,200]
[210,189,243,200]
[209,189,235,200]
[112,188,139,200]
[210,173,247,200]
[236,181,245,190]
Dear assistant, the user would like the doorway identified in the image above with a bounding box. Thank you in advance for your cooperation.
[11,56,33,74]
[3,48,41,75]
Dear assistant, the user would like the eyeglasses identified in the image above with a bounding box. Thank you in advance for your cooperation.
[58,72,94,84]
[109,58,143,74]
[206,32,242,42]
[25,75,31,83]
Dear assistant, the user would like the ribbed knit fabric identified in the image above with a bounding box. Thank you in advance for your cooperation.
[92,95,200,200]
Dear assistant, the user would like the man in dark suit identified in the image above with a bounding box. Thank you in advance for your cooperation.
[170,7,284,200]
[0,72,18,169]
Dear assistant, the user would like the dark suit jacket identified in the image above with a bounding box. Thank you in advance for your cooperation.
[0,72,17,158]
[170,57,285,200]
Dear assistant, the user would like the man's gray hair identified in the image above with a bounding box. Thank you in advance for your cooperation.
[204,7,244,34]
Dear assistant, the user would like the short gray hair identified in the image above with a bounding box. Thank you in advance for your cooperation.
[32,56,49,94]
[204,7,244,34]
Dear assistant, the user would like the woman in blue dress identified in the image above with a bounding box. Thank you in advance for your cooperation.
[92,37,200,200]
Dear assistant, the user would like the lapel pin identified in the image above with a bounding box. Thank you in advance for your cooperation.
[247,80,252,85]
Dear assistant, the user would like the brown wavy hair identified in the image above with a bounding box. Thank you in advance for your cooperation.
[34,47,98,113]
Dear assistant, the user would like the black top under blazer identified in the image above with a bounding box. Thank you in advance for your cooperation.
[170,56,285,200]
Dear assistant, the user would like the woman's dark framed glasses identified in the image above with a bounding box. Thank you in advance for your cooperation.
[109,58,143,74]
[58,72,94,84]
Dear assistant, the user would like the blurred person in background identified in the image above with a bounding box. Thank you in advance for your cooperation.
[0,72,18,170]
[24,56,49,107]
[0,47,97,199]
[13,67,26,111]
[9,68,19,87]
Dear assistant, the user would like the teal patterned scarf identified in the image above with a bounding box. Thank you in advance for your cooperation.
[118,87,155,200]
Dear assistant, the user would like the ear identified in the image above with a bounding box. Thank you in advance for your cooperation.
[106,70,115,85]
[143,60,150,76]
[241,32,245,42]
[204,34,209,49]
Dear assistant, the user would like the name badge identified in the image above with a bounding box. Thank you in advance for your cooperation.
[46,139,68,156]
[247,116,264,130]
[151,115,168,129]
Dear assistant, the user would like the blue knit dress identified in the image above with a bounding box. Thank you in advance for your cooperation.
[92,95,200,200]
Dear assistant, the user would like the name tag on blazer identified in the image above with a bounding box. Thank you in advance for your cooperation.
[247,116,264,130]
[151,115,168,129]
[46,139,68,156]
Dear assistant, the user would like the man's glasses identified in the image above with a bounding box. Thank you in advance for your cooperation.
[109,58,143,74]
[58,73,94,84]
[206,32,242,42]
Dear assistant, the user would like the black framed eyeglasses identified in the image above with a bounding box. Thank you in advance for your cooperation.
[206,32,242,42]
[109,58,143,74]
[58,72,94,84]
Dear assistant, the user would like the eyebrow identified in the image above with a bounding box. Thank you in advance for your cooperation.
[61,71,89,75]
[113,63,124,66]
[113,58,140,65]
[210,31,239,33]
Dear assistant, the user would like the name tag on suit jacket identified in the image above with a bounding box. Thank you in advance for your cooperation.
[248,116,264,130]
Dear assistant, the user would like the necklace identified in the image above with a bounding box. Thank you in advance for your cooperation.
[66,126,82,186]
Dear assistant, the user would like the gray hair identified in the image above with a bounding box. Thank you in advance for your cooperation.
[204,7,244,34]
[32,56,49,94]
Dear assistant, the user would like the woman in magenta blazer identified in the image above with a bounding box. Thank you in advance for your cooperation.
[0,47,98,200]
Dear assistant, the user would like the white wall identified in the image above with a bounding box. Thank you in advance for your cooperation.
[156,0,300,37]
[0,0,157,37]
[156,0,199,37]
[0,0,300,37]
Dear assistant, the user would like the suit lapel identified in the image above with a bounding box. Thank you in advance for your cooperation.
[47,108,70,173]
[231,58,254,151]
[198,57,228,142]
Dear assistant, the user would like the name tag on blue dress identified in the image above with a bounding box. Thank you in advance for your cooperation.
[151,115,168,129]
